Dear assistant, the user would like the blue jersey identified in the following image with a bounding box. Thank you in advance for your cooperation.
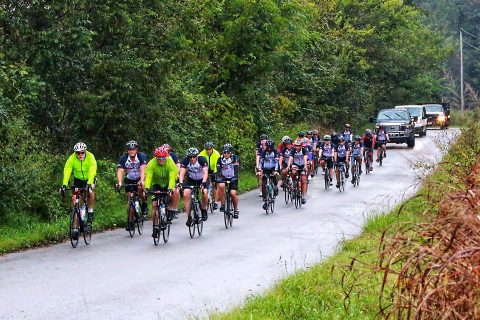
[118,152,147,180]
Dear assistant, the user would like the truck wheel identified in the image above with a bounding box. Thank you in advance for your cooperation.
[407,136,415,148]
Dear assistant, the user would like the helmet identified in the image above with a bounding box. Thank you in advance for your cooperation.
[284,137,293,144]
[162,143,171,151]
[259,134,268,141]
[297,131,305,138]
[306,130,313,135]
[294,140,302,146]
[375,125,380,129]
[266,139,275,149]
[365,129,372,134]
[338,136,345,142]
[204,141,214,148]
[312,129,319,135]
[187,147,199,157]
[73,142,87,152]
[355,135,362,141]
[126,140,138,150]
[282,135,291,143]
[302,137,309,144]
[223,143,234,152]
[154,147,169,158]
[331,132,338,138]
[345,123,351,128]
[378,125,384,129]
[323,135,331,141]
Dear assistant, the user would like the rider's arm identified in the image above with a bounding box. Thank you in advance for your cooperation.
[167,158,179,189]
[117,168,125,185]
[274,150,280,171]
[62,153,75,186]
[287,154,293,169]
[233,155,240,177]
[86,152,97,185]
[144,158,155,189]
[279,155,284,170]
[139,153,147,185]
[199,156,209,183]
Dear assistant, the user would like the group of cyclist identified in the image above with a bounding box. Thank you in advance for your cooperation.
[60,122,389,240]
[255,123,390,202]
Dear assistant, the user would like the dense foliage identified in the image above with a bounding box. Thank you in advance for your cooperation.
[1,0,447,219]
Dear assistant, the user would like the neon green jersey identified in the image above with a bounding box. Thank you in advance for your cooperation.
[145,156,178,190]
[62,151,97,186]
[199,148,221,173]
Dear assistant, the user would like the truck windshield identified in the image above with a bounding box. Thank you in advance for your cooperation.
[425,105,443,113]
[378,110,409,121]
[404,108,420,117]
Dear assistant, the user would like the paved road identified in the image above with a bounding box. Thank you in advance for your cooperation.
[0,130,455,320]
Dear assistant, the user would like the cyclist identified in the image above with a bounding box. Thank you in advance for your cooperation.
[116,140,148,231]
[178,148,209,226]
[304,132,315,179]
[145,146,180,238]
[362,129,375,172]
[216,144,240,218]
[375,125,389,162]
[279,136,294,189]
[295,131,306,145]
[350,135,364,184]
[277,135,290,153]
[199,141,221,210]
[257,139,280,210]
[333,136,350,188]
[162,143,180,172]
[312,129,321,151]
[342,124,353,143]
[255,134,268,197]
[319,135,334,186]
[331,132,339,149]
[286,140,308,204]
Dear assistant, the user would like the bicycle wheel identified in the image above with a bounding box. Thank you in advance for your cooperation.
[128,206,135,238]
[83,221,92,245]
[70,209,80,248]
[153,208,161,246]
[339,170,345,192]
[284,183,290,205]
[197,202,203,236]
[188,204,196,238]
[208,188,214,214]
[137,214,144,235]
[224,193,232,229]
[269,183,275,214]
[162,210,170,243]
[324,174,330,190]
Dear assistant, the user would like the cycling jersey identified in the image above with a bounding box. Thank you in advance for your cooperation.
[335,143,349,158]
[199,149,220,174]
[216,154,240,179]
[145,157,178,190]
[256,140,267,154]
[291,148,308,166]
[281,147,294,166]
[376,130,387,142]
[117,152,147,181]
[258,149,279,171]
[362,134,375,149]
[351,143,363,157]
[63,151,97,186]
[320,143,334,158]
[169,152,179,164]
[342,130,352,142]
[181,156,208,181]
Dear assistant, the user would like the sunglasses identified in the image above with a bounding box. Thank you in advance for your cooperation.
[223,151,231,154]
[156,157,166,161]
[76,151,85,155]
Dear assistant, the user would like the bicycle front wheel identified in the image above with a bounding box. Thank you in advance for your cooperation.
[70,209,80,248]
[153,208,161,246]
[188,205,196,238]
[83,221,92,245]
[128,206,135,238]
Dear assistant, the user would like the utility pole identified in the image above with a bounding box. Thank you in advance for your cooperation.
[460,29,465,116]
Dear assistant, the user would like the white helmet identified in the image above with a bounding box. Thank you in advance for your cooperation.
[282,135,291,143]
[73,142,87,152]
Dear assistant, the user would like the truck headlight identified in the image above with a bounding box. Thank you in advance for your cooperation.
[438,114,445,122]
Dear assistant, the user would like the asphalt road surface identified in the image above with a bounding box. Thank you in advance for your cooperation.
[0,129,457,320]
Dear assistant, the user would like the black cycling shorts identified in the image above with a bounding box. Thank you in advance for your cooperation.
[73,177,97,189]
[218,176,238,191]
[125,178,140,193]
[321,157,334,169]
[337,156,347,163]
[183,177,203,189]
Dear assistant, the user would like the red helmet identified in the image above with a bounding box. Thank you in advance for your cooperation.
[162,143,171,151]
[154,147,169,158]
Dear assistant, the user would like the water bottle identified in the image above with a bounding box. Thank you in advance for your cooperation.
[80,206,86,221]
[134,200,141,214]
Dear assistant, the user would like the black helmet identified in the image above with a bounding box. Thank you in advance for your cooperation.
[294,140,303,146]
[223,143,234,153]
[297,131,305,138]
[266,139,275,149]
[338,136,345,142]
[306,130,313,135]
[259,134,268,141]
[355,135,362,141]
[204,141,214,148]
[331,132,338,138]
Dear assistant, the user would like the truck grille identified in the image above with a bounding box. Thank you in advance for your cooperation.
[386,125,400,132]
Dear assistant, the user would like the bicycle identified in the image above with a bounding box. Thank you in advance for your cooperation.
[117,184,144,238]
[335,162,346,192]
[61,187,92,248]
[186,186,204,238]
[323,158,332,190]
[377,145,386,166]
[290,170,303,209]
[223,180,234,229]
[283,173,293,205]
[364,148,373,174]
[313,153,319,176]
[150,190,171,245]
[207,174,216,214]
[352,157,361,187]
[262,173,276,214]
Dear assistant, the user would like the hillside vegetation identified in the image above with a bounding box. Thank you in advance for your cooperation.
[0,0,448,249]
